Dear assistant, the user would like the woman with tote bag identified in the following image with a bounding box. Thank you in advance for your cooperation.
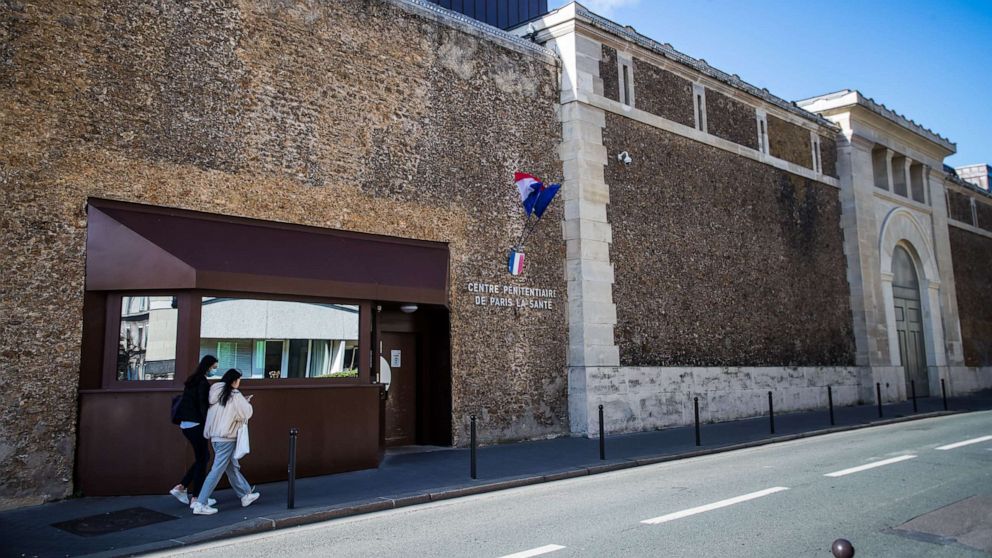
[192,368,260,515]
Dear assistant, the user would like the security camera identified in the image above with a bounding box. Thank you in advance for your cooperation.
[617,151,632,166]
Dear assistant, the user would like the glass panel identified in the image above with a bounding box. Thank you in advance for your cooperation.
[117,296,178,381]
[199,297,360,379]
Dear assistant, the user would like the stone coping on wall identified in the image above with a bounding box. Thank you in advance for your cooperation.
[798,89,954,152]
[526,3,839,132]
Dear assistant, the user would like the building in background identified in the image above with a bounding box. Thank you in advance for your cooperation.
[1,0,990,509]
[955,164,991,191]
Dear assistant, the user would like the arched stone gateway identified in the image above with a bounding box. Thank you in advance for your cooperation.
[879,208,946,397]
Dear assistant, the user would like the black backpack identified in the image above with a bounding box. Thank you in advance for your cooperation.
[170,393,183,425]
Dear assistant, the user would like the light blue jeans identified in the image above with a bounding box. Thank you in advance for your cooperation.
[196,440,252,504]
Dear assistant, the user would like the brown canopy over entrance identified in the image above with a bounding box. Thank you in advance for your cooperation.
[86,198,450,306]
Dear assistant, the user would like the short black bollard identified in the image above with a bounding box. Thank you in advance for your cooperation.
[693,397,701,447]
[828,385,835,426]
[598,404,605,461]
[941,378,948,410]
[831,538,855,558]
[470,415,477,480]
[876,382,883,418]
[287,427,299,509]
[911,380,918,413]
[768,391,775,434]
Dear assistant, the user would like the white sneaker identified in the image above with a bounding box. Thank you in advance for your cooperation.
[191,502,218,515]
[169,487,189,505]
[189,498,216,509]
[241,492,260,508]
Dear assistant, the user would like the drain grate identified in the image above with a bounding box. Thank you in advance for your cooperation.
[52,507,179,537]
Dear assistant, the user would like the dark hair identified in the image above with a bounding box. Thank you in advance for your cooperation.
[186,355,219,387]
[218,368,242,406]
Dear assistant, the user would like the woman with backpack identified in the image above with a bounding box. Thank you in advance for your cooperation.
[169,355,218,509]
[192,368,259,515]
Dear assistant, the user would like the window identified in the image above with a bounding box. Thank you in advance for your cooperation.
[116,296,178,380]
[199,297,360,379]
[622,64,630,105]
[692,83,707,133]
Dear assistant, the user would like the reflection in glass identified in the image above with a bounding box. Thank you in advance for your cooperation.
[198,298,359,379]
[117,296,178,380]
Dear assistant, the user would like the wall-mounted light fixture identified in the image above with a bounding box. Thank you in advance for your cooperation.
[399,304,418,313]
[617,151,632,166]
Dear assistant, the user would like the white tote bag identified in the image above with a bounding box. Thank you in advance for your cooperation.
[234,423,250,459]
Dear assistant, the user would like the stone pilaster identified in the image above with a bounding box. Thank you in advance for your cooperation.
[837,135,891,369]
[927,169,966,368]
[549,30,621,436]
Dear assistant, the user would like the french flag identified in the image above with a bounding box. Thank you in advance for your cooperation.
[508,249,525,276]
[515,172,542,216]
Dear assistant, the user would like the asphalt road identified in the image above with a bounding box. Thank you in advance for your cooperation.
[156,411,992,557]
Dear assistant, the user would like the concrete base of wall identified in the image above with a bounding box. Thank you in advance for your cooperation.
[944,366,992,395]
[571,366,864,435]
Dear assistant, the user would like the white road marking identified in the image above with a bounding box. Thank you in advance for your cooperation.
[640,487,789,525]
[935,435,992,450]
[824,455,917,477]
[498,544,566,558]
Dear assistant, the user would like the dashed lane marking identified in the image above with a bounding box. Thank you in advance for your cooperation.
[935,435,992,450]
[498,544,566,558]
[640,487,790,525]
[824,455,917,477]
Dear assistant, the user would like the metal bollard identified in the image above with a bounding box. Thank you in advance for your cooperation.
[941,378,948,410]
[831,538,855,558]
[911,380,917,413]
[598,404,605,461]
[470,415,477,480]
[287,427,298,509]
[828,385,835,426]
[768,391,775,434]
[876,382,883,418]
[694,397,701,447]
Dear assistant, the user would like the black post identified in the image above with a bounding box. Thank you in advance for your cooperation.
[827,385,835,426]
[941,378,948,410]
[470,415,477,480]
[693,397,701,447]
[598,404,605,460]
[876,382,883,418]
[768,391,775,434]
[287,427,298,509]
[911,380,918,413]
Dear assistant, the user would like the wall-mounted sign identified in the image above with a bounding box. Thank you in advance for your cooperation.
[465,282,558,310]
[390,350,401,368]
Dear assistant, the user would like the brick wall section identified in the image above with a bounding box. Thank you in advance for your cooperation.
[949,228,992,366]
[947,190,975,224]
[0,0,565,508]
[600,44,619,102]
[704,88,758,150]
[604,114,855,367]
[975,198,992,232]
[820,134,838,178]
[767,114,813,170]
[632,58,694,128]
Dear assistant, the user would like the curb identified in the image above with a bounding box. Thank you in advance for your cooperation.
[92,409,961,557]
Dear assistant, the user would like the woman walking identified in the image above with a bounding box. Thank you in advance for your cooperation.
[192,368,259,515]
[169,355,218,508]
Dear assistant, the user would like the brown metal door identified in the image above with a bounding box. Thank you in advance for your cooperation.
[382,332,417,446]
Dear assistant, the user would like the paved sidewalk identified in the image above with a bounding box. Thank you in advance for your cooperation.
[3,391,991,558]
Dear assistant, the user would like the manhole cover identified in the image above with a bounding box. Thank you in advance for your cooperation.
[52,507,179,537]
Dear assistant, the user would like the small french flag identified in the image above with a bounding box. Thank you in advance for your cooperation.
[508,249,525,276]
